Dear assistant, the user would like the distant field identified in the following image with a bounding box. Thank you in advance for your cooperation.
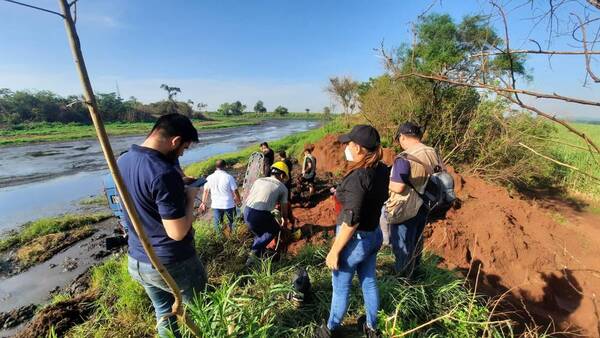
[550,122,600,198]
[0,113,326,146]
[0,119,258,146]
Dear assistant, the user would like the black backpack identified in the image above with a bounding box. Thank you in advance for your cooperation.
[401,153,456,216]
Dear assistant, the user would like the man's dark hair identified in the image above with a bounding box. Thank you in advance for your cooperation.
[150,113,199,143]
[260,142,269,148]
[215,159,226,169]
[277,150,287,158]
[394,122,422,140]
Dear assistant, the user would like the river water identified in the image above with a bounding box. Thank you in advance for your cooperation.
[0,120,320,232]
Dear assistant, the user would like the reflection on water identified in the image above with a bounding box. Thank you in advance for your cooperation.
[0,120,319,231]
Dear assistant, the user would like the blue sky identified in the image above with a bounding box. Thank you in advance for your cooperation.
[0,0,598,119]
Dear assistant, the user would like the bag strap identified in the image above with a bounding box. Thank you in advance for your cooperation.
[392,153,428,199]
[395,152,434,175]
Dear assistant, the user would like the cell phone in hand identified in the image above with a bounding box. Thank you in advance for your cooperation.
[187,177,207,188]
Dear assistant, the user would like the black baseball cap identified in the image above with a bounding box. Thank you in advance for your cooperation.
[395,122,422,139]
[338,125,381,150]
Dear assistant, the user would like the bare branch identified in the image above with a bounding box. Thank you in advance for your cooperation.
[500,93,600,155]
[518,142,600,182]
[2,0,64,17]
[395,72,600,107]
[573,13,600,83]
[470,49,600,57]
[588,0,600,10]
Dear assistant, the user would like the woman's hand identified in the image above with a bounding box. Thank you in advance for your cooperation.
[326,249,339,270]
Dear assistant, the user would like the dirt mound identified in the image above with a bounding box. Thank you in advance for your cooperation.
[292,133,600,335]
[426,172,600,336]
[15,291,98,338]
[311,134,395,174]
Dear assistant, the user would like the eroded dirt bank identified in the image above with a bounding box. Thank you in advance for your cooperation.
[293,133,600,337]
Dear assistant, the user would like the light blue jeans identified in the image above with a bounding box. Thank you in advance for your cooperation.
[213,208,236,233]
[327,226,383,331]
[128,255,207,338]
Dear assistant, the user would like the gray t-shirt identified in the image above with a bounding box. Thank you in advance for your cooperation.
[245,177,288,211]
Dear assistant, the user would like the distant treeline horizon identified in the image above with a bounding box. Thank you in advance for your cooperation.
[0,88,319,128]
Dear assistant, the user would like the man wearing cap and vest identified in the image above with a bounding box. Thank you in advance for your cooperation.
[243,161,291,261]
[384,122,443,278]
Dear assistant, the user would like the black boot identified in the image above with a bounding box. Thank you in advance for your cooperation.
[313,321,342,338]
[358,315,382,338]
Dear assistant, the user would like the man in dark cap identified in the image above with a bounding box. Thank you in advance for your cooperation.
[384,122,443,278]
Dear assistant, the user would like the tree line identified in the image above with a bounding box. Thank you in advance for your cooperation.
[0,84,313,128]
[0,87,200,127]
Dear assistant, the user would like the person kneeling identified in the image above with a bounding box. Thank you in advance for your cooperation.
[243,161,291,265]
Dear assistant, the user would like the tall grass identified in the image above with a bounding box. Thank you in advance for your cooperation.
[64,220,512,338]
[549,122,600,199]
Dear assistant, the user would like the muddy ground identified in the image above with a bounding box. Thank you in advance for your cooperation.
[0,218,120,337]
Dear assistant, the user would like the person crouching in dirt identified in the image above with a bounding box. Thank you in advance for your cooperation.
[117,113,207,338]
[384,122,442,278]
[243,161,291,265]
[316,125,389,338]
[300,144,317,201]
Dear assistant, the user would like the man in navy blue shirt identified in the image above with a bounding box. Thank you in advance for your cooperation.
[384,122,442,279]
[118,113,206,338]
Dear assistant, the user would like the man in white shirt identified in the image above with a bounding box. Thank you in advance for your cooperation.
[200,159,241,234]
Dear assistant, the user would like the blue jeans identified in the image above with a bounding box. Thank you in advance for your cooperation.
[213,208,235,233]
[389,206,429,275]
[128,255,207,338]
[243,207,280,256]
[328,226,383,331]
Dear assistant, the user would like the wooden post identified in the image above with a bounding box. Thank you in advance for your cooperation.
[56,1,202,336]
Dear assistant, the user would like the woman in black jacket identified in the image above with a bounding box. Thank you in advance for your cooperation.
[316,125,389,338]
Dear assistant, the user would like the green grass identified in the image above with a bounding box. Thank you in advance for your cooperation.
[63,221,512,338]
[79,195,107,206]
[549,122,600,198]
[0,119,259,146]
[0,213,111,252]
[184,119,347,177]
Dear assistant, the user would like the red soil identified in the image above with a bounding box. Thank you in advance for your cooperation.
[311,134,395,174]
[291,134,600,336]
[426,171,600,336]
